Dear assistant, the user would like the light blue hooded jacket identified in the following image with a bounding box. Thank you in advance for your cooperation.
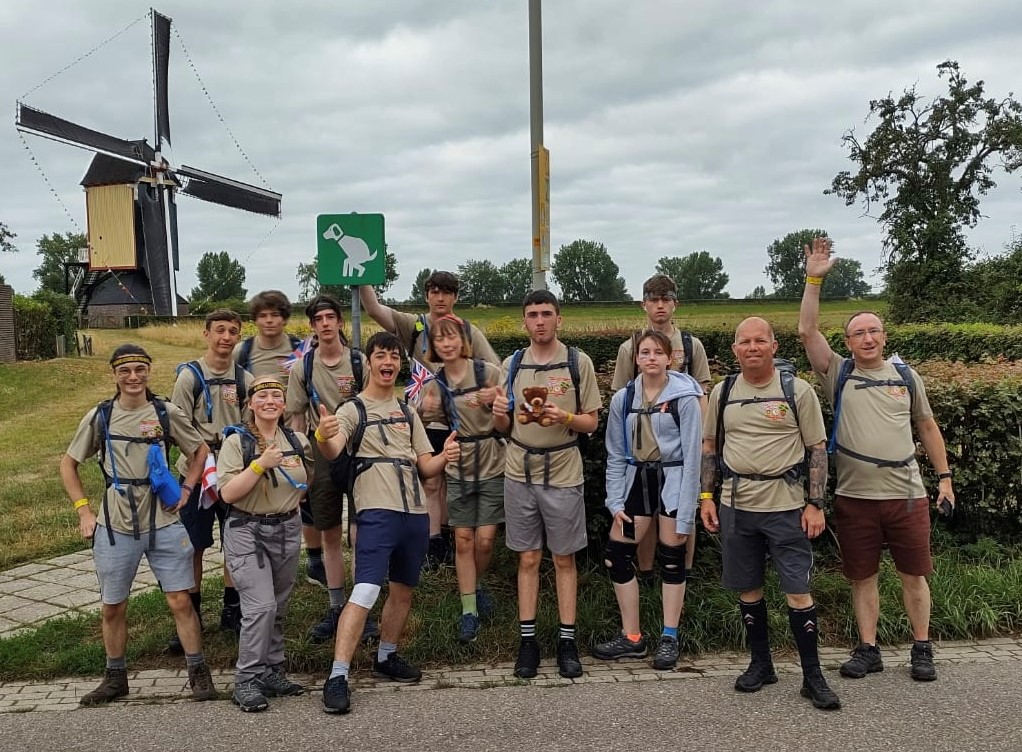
[604,371,704,535]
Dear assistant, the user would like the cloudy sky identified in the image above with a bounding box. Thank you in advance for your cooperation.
[2,0,1021,304]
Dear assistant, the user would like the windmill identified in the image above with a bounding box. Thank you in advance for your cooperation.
[15,8,281,320]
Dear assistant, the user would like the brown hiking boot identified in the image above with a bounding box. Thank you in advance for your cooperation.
[79,668,129,706]
[189,662,219,701]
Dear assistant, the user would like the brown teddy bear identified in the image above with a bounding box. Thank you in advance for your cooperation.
[517,386,554,426]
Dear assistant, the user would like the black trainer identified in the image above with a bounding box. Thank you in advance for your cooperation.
[910,641,937,682]
[652,635,681,670]
[514,639,541,679]
[801,669,842,710]
[373,653,422,683]
[734,659,778,692]
[322,675,351,714]
[592,633,648,661]
[305,557,328,589]
[258,667,305,697]
[232,679,268,712]
[556,638,583,679]
[309,607,341,642]
[839,643,884,678]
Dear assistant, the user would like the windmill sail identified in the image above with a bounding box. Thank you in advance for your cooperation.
[16,104,147,165]
[153,11,172,151]
[178,165,282,216]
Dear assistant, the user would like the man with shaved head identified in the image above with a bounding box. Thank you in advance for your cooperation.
[799,237,955,683]
[701,317,839,710]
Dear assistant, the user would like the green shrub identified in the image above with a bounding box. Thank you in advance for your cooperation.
[12,291,77,359]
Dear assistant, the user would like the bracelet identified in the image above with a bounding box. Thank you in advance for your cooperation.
[73,498,90,510]
[562,412,574,426]
[181,484,194,494]
[314,428,325,443]
[806,276,824,286]
[249,460,266,476]
[699,492,714,501]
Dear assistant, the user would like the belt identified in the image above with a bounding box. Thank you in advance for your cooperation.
[227,507,299,526]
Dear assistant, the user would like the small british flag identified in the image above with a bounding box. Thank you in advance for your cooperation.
[405,359,434,402]
[282,335,315,373]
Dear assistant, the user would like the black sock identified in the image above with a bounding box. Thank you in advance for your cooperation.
[223,586,239,607]
[788,605,820,673]
[520,619,537,641]
[559,623,576,642]
[307,546,323,562]
[739,598,771,663]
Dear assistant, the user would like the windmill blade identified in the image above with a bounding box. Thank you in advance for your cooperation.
[16,103,147,166]
[152,10,172,151]
[177,165,281,216]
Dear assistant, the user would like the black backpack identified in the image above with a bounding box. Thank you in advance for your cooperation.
[176,360,248,424]
[630,330,694,381]
[620,379,682,466]
[223,423,308,489]
[236,334,303,372]
[301,344,364,412]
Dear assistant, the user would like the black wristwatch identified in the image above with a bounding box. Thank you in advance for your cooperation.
[937,472,952,480]
[806,498,824,510]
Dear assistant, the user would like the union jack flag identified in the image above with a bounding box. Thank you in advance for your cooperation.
[282,335,315,373]
[405,359,434,402]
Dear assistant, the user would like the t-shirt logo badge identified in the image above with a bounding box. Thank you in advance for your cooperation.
[337,376,355,398]
[886,385,908,399]
[763,402,789,422]
[546,377,570,396]
[390,410,410,430]
[221,384,238,406]
[139,419,163,438]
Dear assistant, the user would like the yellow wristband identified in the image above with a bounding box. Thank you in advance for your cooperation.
[250,460,266,476]
[699,492,714,501]
[806,276,824,286]
[562,412,574,426]
[314,428,326,443]
[73,498,90,510]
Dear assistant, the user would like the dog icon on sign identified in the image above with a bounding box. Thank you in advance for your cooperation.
[322,223,378,278]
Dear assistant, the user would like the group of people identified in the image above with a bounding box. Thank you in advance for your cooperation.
[61,240,955,716]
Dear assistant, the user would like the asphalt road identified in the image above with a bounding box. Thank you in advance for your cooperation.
[2,662,1019,752]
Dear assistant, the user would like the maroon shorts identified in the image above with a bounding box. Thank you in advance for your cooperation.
[834,495,933,580]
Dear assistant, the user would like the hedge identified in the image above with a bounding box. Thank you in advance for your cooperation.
[12,291,77,360]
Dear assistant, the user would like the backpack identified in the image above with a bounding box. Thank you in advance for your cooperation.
[630,330,694,381]
[409,313,473,359]
[176,360,248,424]
[223,423,308,490]
[620,378,681,466]
[301,344,364,413]
[433,358,488,433]
[505,346,582,415]
[236,334,303,372]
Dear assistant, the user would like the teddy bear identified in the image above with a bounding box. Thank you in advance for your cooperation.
[517,386,555,426]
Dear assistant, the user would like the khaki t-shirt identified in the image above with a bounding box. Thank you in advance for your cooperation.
[233,335,298,382]
[500,343,603,488]
[217,427,312,516]
[818,352,932,500]
[172,359,253,474]
[337,394,433,514]
[611,329,712,392]
[420,360,505,480]
[66,399,204,535]
[704,372,826,512]
[393,311,500,372]
[285,348,360,431]
[632,394,664,463]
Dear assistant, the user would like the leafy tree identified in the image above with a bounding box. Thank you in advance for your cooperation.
[823,258,872,298]
[749,285,767,299]
[655,252,730,299]
[0,222,16,285]
[409,268,432,303]
[963,233,1022,324]
[457,260,504,305]
[32,231,87,294]
[499,258,532,303]
[550,239,630,302]
[189,251,247,304]
[764,229,829,297]
[296,249,398,305]
[828,61,1022,322]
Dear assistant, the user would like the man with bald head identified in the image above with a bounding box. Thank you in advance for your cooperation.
[700,317,839,710]
[799,237,955,683]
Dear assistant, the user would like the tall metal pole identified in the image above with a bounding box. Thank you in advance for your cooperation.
[529,0,548,291]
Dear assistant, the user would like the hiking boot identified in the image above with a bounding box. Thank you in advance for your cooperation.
[652,635,680,670]
[734,659,778,692]
[458,613,481,644]
[220,603,242,635]
[322,675,351,714]
[476,587,496,621]
[636,569,656,589]
[309,607,341,642]
[79,668,129,706]
[373,652,422,683]
[592,633,648,661]
[305,557,327,589]
[800,669,842,710]
[188,662,219,701]
[839,643,884,679]
[232,679,268,712]
[258,667,305,697]
[910,641,937,682]
[556,638,584,679]
[514,639,541,679]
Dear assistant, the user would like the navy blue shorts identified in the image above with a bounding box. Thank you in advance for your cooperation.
[353,509,429,588]
[178,481,226,551]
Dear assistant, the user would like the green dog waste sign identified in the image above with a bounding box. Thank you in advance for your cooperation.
[317,213,386,286]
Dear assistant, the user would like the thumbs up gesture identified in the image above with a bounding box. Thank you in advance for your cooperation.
[316,403,340,441]
[443,431,461,462]
[259,441,284,469]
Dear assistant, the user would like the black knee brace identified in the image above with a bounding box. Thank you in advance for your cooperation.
[603,539,638,584]
[658,542,687,585]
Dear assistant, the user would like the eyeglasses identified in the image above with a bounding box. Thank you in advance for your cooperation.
[846,328,884,339]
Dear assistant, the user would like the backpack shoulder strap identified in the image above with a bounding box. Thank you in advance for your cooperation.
[473,357,486,388]
[350,348,364,395]
[622,380,636,460]
[505,349,525,412]
[234,363,248,410]
[224,424,258,467]
[630,330,642,380]
[349,397,368,457]
[237,337,254,371]
[303,346,319,408]
[681,331,694,376]
[827,357,856,454]
[778,369,799,425]
[715,375,737,469]
[892,361,916,409]
[94,399,115,466]
[151,396,173,464]
[280,425,306,460]
[567,346,582,413]
[410,313,428,355]
[462,316,473,344]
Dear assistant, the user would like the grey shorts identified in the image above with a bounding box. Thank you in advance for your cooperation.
[503,478,587,556]
[719,505,813,595]
[93,522,195,604]
[446,476,505,528]
[308,438,345,531]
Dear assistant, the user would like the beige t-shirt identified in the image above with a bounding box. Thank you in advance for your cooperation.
[233,335,298,382]
[818,352,932,500]
[611,329,712,392]
[632,395,664,463]
[420,360,505,480]
[217,427,312,516]
[171,359,253,474]
[393,311,500,372]
[336,394,433,514]
[66,399,204,535]
[285,347,360,431]
[704,372,826,512]
[500,343,603,488]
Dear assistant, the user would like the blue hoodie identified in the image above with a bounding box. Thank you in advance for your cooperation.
[604,371,704,535]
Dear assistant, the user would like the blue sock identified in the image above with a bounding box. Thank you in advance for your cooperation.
[329,660,349,680]
[663,626,679,640]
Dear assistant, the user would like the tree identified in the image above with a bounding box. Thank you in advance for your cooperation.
[0,222,16,285]
[655,252,730,299]
[295,249,398,304]
[408,268,432,303]
[749,285,767,299]
[962,232,1022,324]
[32,231,87,294]
[550,239,630,302]
[457,260,503,305]
[764,229,829,297]
[189,251,247,304]
[828,61,1022,322]
[499,258,532,303]
[823,258,872,298]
